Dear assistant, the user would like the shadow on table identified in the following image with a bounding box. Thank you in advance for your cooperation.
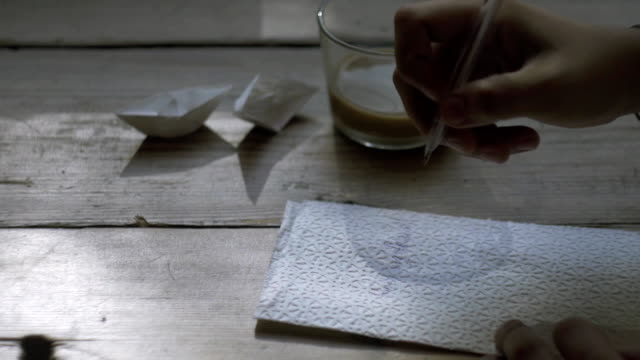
[119,115,323,204]
[332,128,454,174]
[255,320,475,356]
[326,129,502,217]
[323,130,463,203]
[120,126,235,177]
[0,334,57,360]
[238,115,323,204]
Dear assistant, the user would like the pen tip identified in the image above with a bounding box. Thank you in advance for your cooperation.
[423,148,434,167]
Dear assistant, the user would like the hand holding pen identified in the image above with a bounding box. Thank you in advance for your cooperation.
[393,0,640,163]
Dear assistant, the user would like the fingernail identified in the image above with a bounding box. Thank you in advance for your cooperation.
[442,96,466,126]
[511,134,539,153]
[414,122,430,136]
[444,136,466,153]
[512,143,537,153]
[477,149,508,164]
[495,320,526,354]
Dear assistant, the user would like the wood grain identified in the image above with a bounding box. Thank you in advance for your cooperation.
[1,228,638,359]
[0,228,480,360]
[1,48,640,227]
[3,2,639,358]
[0,0,318,46]
[0,0,638,46]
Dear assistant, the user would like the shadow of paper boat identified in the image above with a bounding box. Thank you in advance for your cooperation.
[120,126,235,177]
[238,115,323,204]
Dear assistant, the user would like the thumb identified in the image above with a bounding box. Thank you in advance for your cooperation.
[441,57,558,128]
[622,351,640,360]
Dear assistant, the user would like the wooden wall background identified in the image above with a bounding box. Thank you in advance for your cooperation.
[0,0,638,46]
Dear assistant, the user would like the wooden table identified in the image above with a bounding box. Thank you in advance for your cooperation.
[1,1,639,359]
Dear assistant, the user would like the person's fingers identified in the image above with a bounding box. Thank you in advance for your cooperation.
[393,70,438,135]
[621,351,640,360]
[445,125,540,163]
[393,69,541,163]
[396,0,484,44]
[495,320,561,360]
[479,356,501,360]
[394,0,483,98]
[553,318,625,360]
[441,56,558,127]
[395,39,467,100]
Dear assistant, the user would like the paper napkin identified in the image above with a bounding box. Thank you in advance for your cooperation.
[256,201,640,354]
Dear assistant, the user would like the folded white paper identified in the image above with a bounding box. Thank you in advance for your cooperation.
[117,85,231,138]
[234,75,317,132]
[256,201,640,354]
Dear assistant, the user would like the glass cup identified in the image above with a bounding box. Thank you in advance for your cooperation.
[317,0,424,150]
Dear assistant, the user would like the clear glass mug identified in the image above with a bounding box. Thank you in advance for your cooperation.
[317,0,424,150]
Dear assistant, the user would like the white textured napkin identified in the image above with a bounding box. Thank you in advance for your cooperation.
[234,74,317,132]
[117,85,231,138]
[256,201,640,354]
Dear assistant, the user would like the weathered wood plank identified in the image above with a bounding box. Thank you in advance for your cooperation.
[0,228,481,360]
[0,0,318,46]
[0,0,638,46]
[1,48,639,227]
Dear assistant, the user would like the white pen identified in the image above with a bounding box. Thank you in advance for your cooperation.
[423,0,504,165]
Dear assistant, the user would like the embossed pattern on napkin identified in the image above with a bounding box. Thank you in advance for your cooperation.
[256,201,640,354]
